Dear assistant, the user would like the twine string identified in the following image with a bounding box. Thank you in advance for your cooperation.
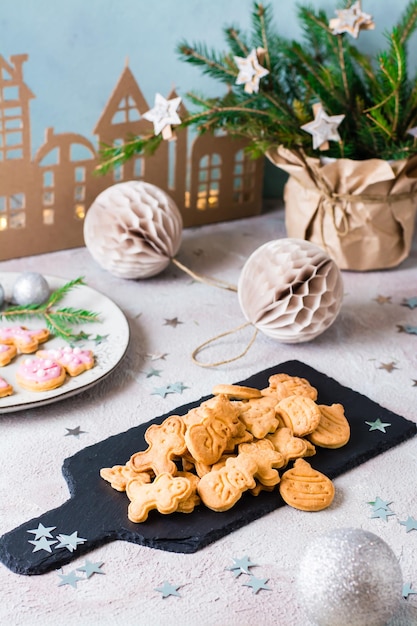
[191,321,258,368]
[171,257,238,292]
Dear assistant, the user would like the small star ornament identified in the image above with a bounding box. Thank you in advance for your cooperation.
[234,48,269,94]
[143,93,182,140]
[329,1,375,39]
[301,103,345,150]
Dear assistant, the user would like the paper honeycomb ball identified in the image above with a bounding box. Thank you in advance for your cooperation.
[237,238,343,343]
[83,181,183,279]
[296,528,403,626]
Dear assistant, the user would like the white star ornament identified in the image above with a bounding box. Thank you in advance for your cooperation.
[234,48,269,94]
[143,93,182,139]
[329,1,375,39]
[301,104,345,150]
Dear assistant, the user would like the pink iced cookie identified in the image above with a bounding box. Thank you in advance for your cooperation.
[0,326,50,354]
[0,343,17,367]
[36,345,95,377]
[0,376,13,398]
[16,357,66,392]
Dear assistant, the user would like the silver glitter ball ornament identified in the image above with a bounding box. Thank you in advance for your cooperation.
[0,283,4,308]
[12,272,50,306]
[296,528,402,626]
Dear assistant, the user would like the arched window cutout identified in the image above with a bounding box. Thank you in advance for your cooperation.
[39,148,60,166]
[70,143,94,162]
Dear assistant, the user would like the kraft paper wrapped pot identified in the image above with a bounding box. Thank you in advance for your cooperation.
[267,147,417,271]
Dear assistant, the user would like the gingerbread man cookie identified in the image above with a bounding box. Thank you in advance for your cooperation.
[129,415,187,476]
[126,472,194,523]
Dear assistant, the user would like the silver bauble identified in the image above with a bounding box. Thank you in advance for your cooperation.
[0,283,4,308]
[83,181,183,279]
[12,272,50,306]
[237,238,343,343]
[296,527,403,626]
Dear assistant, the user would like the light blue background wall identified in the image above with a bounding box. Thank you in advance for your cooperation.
[1,0,416,197]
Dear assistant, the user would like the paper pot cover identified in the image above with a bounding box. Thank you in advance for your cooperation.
[237,238,343,343]
[83,181,183,279]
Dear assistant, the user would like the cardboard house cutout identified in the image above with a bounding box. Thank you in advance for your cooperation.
[0,55,264,261]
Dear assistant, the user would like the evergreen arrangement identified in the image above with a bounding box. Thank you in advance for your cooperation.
[98,0,417,173]
[0,277,100,342]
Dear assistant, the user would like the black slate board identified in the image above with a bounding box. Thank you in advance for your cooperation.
[1,360,416,576]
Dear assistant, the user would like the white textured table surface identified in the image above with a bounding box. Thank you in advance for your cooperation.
[1,204,417,626]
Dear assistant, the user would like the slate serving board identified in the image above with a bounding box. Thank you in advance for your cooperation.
[1,360,416,576]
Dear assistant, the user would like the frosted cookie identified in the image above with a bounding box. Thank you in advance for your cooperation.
[0,376,13,398]
[16,357,66,392]
[36,345,95,376]
[0,343,17,366]
[0,326,50,354]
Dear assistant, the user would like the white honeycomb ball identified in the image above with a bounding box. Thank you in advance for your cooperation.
[237,238,343,343]
[83,181,183,279]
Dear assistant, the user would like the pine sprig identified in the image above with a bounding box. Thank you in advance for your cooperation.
[97,1,417,168]
[0,277,100,342]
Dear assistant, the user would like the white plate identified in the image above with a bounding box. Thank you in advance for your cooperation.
[0,273,130,414]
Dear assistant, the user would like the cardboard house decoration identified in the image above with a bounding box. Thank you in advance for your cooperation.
[0,54,264,261]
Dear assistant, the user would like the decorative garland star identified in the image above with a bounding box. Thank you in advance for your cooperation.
[365,418,391,433]
[329,1,375,39]
[154,581,181,598]
[234,48,269,94]
[143,93,182,139]
[301,104,345,150]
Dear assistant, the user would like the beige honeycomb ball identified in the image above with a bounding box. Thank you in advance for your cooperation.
[83,181,183,279]
[237,238,343,343]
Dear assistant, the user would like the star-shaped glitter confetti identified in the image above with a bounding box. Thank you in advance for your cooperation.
[151,386,176,399]
[370,507,396,522]
[234,48,269,94]
[27,523,56,540]
[242,575,271,594]
[374,295,392,305]
[65,426,86,438]
[77,560,105,578]
[399,516,417,533]
[28,535,57,553]
[146,352,168,361]
[55,531,87,552]
[143,93,182,139]
[154,581,181,598]
[397,324,417,335]
[57,569,84,589]
[365,418,391,433]
[402,296,417,309]
[329,1,375,38]
[301,103,345,150]
[403,582,417,599]
[167,381,189,394]
[226,555,258,577]
[145,368,162,378]
[368,497,392,511]
[378,362,398,373]
[164,317,183,328]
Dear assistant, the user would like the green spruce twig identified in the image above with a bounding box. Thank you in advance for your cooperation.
[0,277,100,342]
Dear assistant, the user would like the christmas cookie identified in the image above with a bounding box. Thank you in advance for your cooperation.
[279,458,335,512]
[16,357,66,392]
[0,343,17,367]
[0,376,13,398]
[0,325,50,354]
[36,345,95,377]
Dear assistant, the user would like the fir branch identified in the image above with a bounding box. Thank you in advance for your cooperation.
[0,277,100,342]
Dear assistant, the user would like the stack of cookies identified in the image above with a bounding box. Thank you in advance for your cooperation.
[100,373,350,523]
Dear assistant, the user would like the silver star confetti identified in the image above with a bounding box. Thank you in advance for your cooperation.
[167,381,189,394]
[145,368,162,378]
[57,569,84,588]
[234,48,269,94]
[55,531,87,552]
[226,555,258,577]
[399,516,417,533]
[28,536,57,553]
[242,575,271,594]
[151,386,175,398]
[365,418,391,433]
[27,523,56,540]
[143,93,182,139]
[164,317,183,328]
[403,582,417,598]
[76,560,105,578]
[301,103,345,150]
[401,296,417,309]
[65,426,86,438]
[154,581,181,598]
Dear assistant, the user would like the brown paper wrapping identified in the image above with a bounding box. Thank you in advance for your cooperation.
[266,146,417,270]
